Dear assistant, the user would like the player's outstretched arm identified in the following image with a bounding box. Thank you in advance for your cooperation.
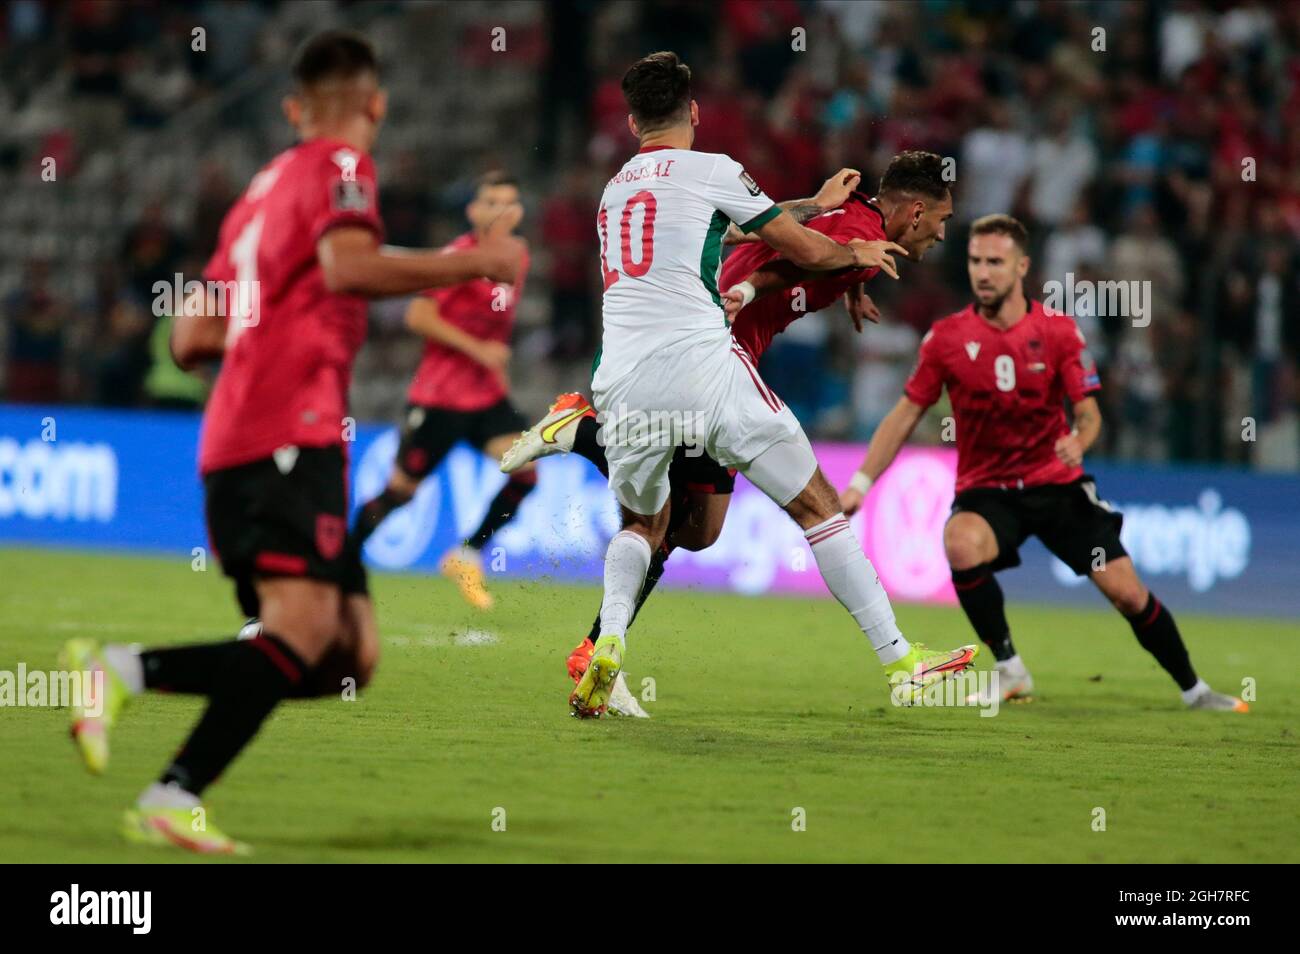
[319,210,524,297]
[749,210,863,271]
[721,244,901,320]
[723,168,861,245]
[840,396,927,515]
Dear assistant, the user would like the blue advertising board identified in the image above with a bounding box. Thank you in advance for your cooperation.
[0,404,1296,619]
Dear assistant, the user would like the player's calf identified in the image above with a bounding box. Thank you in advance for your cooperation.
[1094,574,1149,617]
[259,577,342,664]
[1090,558,1246,711]
[746,443,909,662]
[950,564,1017,662]
[351,477,417,549]
[341,593,380,688]
[670,491,730,551]
[600,519,664,640]
[291,593,380,696]
[746,444,976,692]
[132,578,335,818]
[573,505,668,718]
[1092,559,1192,688]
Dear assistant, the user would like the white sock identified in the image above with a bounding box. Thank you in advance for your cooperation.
[137,781,200,809]
[103,643,143,694]
[1181,678,1210,705]
[997,654,1027,675]
[804,514,909,665]
[599,530,653,644]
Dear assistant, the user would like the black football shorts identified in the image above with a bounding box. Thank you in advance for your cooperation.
[668,446,737,496]
[395,399,529,480]
[204,445,368,617]
[950,475,1127,576]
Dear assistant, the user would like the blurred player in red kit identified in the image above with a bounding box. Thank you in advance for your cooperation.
[499,151,952,711]
[842,213,1247,712]
[59,30,524,853]
[350,171,533,610]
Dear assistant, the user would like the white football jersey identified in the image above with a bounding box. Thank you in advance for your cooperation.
[592,147,778,390]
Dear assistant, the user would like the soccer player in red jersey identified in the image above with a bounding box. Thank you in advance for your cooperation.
[350,171,533,610]
[842,214,1247,712]
[500,152,953,708]
[59,31,525,854]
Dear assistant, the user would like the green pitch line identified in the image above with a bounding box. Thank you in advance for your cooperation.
[0,548,1294,863]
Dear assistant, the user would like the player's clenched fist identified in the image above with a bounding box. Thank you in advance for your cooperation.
[847,239,908,279]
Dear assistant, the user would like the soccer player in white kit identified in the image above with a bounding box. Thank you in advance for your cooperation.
[571,52,978,717]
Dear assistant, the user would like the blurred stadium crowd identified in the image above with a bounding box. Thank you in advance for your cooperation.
[1,0,1297,468]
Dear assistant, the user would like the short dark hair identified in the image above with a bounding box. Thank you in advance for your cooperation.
[969,213,1030,252]
[476,169,519,192]
[292,30,379,88]
[622,51,692,130]
[878,151,951,202]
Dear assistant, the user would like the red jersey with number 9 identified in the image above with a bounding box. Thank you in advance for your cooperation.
[903,299,1101,492]
[198,138,384,474]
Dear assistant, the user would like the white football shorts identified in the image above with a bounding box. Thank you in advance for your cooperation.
[593,335,814,515]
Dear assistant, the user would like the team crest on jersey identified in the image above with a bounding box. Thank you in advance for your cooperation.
[965,341,981,361]
[332,178,373,213]
[738,170,762,196]
[315,514,345,561]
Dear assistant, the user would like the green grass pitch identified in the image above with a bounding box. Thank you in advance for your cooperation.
[0,547,1295,863]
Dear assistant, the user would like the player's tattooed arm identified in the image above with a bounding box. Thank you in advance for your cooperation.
[723,200,819,245]
[749,211,875,274]
[723,168,861,245]
[784,201,826,225]
[1056,396,1101,468]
